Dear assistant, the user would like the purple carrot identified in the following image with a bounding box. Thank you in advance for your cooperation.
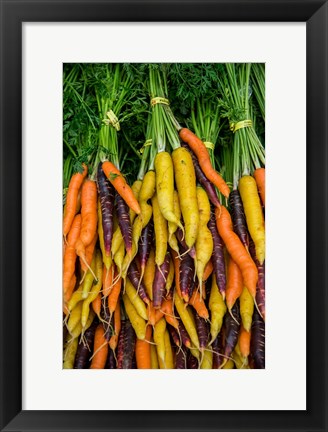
[100,297,113,341]
[178,319,191,349]
[138,217,154,273]
[229,189,249,250]
[181,141,221,207]
[194,313,209,351]
[224,301,240,358]
[187,351,199,369]
[256,261,265,319]
[189,274,198,300]
[250,309,265,369]
[208,207,226,297]
[176,227,196,258]
[175,346,188,369]
[212,331,225,369]
[179,249,194,303]
[153,252,171,309]
[105,347,117,369]
[168,325,181,347]
[127,259,150,305]
[97,162,114,255]
[117,319,136,369]
[115,192,133,255]
[73,319,98,369]
[131,353,137,369]
[249,238,265,319]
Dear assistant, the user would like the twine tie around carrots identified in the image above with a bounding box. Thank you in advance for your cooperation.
[139,139,152,154]
[151,97,170,107]
[102,110,120,131]
[229,119,253,133]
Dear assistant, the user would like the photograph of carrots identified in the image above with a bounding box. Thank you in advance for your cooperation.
[63,63,265,369]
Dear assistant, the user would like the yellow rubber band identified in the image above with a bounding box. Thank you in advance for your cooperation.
[102,110,120,131]
[151,97,170,107]
[203,141,215,150]
[229,119,253,133]
[139,139,152,154]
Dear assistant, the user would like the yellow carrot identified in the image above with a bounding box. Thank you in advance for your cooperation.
[209,275,227,344]
[239,175,265,264]
[158,329,174,369]
[67,301,83,334]
[63,336,79,369]
[239,286,254,332]
[155,152,184,231]
[81,250,103,327]
[122,294,147,340]
[168,190,181,241]
[151,194,168,266]
[172,147,199,249]
[125,278,148,320]
[200,349,213,369]
[150,342,159,369]
[174,293,199,349]
[154,317,166,365]
[195,187,213,296]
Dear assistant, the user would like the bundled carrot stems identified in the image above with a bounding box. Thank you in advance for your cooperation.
[63,63,265,369]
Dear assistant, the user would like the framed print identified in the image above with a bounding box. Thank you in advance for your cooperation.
[0,0,327,431]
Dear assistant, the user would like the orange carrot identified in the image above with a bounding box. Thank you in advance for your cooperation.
[63,246,78,295]
[63,215,81,294]
[135,325,152,369]
[80,179,98,247]
[63,164,87,237]
[102,264,115,298]
[225,257,243,312]
[147,302,156,326]
[80,231,98,274]
[203,259,213,281]
[189,290,209,320]
[154,309,164,324]
[102,161,141,215]
[66,214,82,247]
[239,325,251,359]
[107,271,122,314]
[63,274,77,313]
[63,256,78,298]
[161,298,179,329]
[90,324,108,369]
[109,302,121,351]
[92,293,102,320]
[179,128,230,198]
[253,168,265,207]
[215,206,258,298]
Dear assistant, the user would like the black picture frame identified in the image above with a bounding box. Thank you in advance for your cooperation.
[0,1,327,431]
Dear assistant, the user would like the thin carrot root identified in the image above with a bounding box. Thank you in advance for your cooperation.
[143,339,157,346]
[136,267,145,296]
[89,340,108,361]
[157,264,168,284]
[63,313,70,328]
[79,332,89,349]
[178,247,192,259]
[228,308,240,325]
[111,347,118,367]
[210,348,236,367]
[79,254,98,283]
[159,309,180,321]
[254,296,263,320]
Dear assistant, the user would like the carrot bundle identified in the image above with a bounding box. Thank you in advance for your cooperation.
[63,62,265,369]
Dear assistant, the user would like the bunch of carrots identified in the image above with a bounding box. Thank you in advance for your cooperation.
[63,63,265,369]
